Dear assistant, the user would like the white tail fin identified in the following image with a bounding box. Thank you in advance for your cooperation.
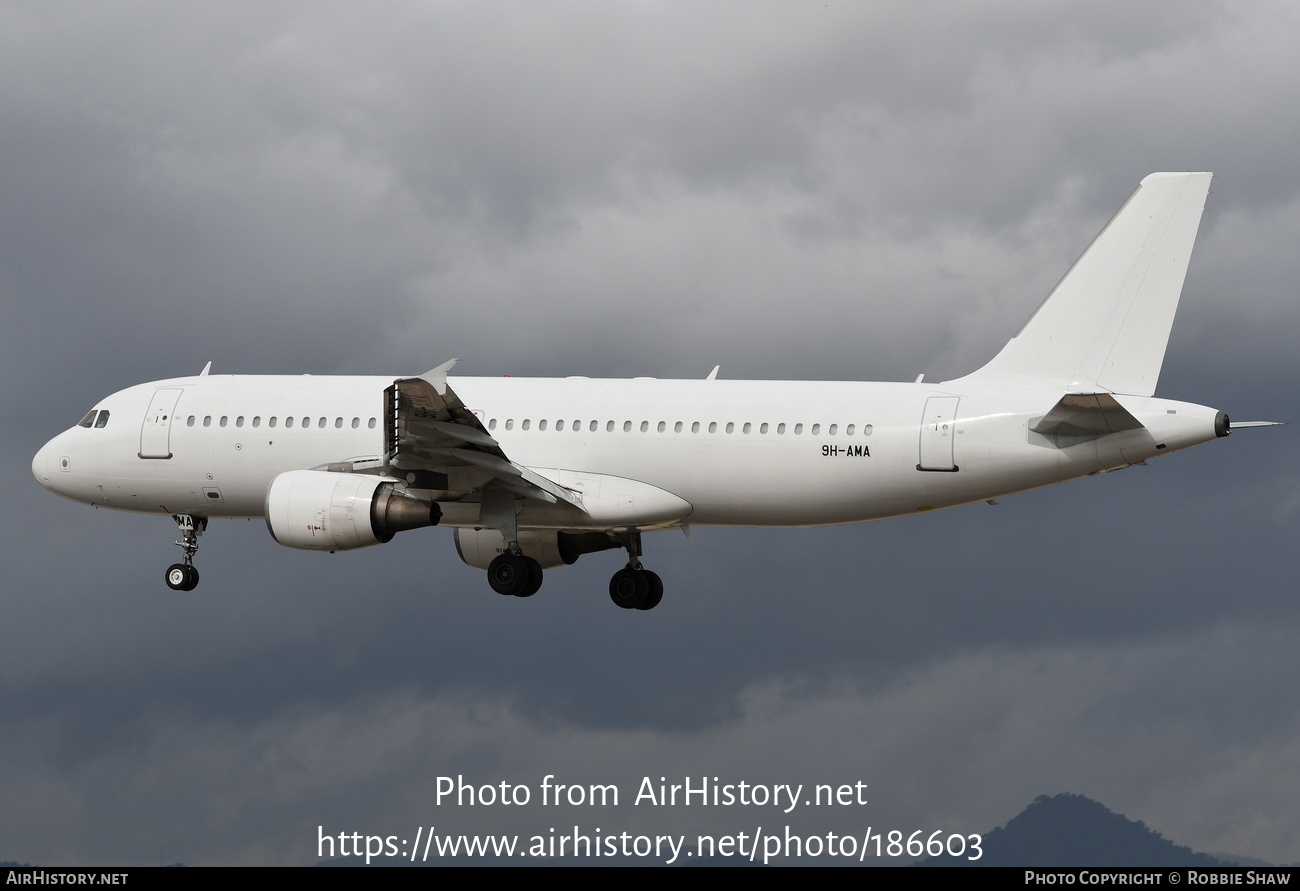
[953,172,1212,396]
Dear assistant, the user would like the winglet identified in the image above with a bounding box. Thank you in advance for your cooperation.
[199,361,212,377]
[706,365,720,381]
[420,358,459,396]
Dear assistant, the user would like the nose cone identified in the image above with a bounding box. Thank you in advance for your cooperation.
[32,440,54,490]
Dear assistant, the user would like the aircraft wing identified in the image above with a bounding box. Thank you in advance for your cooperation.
[384,360,581,507]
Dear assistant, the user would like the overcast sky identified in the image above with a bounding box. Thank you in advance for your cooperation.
[4,1,1299,866]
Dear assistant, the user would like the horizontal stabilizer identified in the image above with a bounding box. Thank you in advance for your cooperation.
[1031,393,1144,439]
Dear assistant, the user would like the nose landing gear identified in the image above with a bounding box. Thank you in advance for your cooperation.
[165,514,206,591]
[607,532,664,610]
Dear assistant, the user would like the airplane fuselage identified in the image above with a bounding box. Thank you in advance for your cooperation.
[30,173,1251,608]
[32,372,1224,530]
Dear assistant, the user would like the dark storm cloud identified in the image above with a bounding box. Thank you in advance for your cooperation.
[4,0,1299,865]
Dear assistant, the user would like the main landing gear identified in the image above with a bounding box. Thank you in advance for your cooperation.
[609,566,663,611]
[165,513,206,592]
[481,531,665,610]
[487,551,544,598]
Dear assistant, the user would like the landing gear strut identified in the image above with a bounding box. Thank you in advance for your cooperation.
[165,514,206,591]
[480,485,543,598]
[608,532,663,610]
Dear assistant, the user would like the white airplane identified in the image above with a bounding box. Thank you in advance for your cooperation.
[32,172,1275,610]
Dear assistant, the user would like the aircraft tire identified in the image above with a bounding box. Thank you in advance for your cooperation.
[516,557,544,598]
[609,567,649,609]
[165,564,198,591]
[488,553,531,597]
[637,570,663,610]
[165,564,187,590]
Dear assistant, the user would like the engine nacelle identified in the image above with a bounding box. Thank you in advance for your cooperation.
[454,527,619,570]
[265,470,440,551]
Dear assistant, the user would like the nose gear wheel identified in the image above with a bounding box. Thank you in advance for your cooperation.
[165,514,206,592]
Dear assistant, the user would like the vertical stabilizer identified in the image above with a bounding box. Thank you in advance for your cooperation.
[953,172,1212,396]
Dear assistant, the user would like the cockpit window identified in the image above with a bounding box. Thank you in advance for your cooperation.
[78,410,97,428]
[94,411,110,428]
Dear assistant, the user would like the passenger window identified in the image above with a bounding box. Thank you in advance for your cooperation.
[846,424,855,435]
[204,416,212,428]
[334,418,342,429]
[829,424,838,435]
[760,422,768,434]
[505,419,514,430]
[522,420,531,430]
[556,420,564,431]
[640,421,649,433]
[708,422,717,433]
[674,421,683,433]
[657,421,666,433]
[318,418,326,429]
[236,416,244,428]
[488,419,497,431]
[253,417,261,428]
[863,424,873,436]
[795,423,803,434]
[351,418,360,429]
[743,422,752,434]
[539,419,548,431]
[691,422,700,433]
[777,423,786,434]
[78,410,96,428]
[187,416,195,427]
[590,421,598,432]
[219,416,227,427]
[726,422,734,434]
[302,417,309,428]
[624,421,632,432]
[368,418,377,429]
[269,417,278,428]
[286,417,295,428]
[574,420,581,432]
[606,421,614,432]
[811,423,820,434]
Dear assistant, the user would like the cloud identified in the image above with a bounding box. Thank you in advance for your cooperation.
[6,624,1299,865]
[6,0,1300,867]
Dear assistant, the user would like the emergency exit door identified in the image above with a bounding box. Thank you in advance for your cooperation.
[917,396,960,472]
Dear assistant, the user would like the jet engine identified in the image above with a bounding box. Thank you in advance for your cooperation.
[454,527,619,570]
[265,470,440,551]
